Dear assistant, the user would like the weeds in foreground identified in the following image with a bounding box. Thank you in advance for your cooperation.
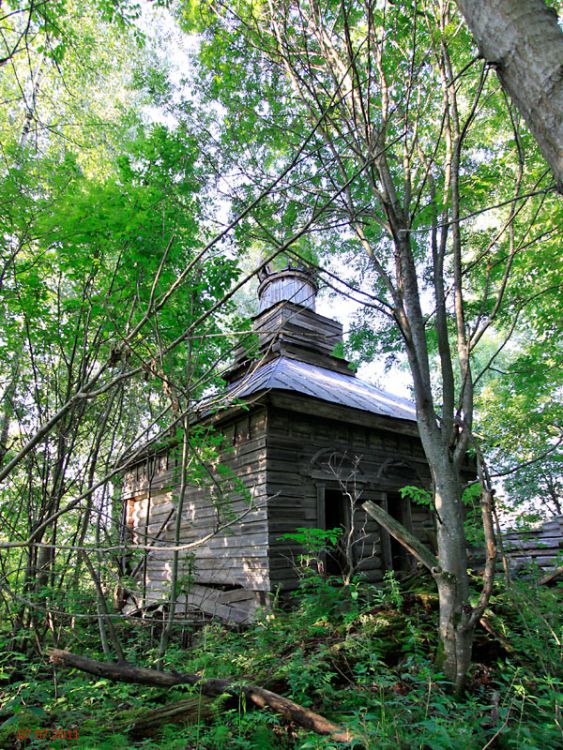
[0,570,561,749]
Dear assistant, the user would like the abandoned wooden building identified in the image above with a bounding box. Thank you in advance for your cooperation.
[120,266,436,622]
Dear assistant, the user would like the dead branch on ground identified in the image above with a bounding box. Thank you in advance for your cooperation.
[49,648,353,743]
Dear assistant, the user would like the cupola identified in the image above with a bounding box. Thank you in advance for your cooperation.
[257,264,318,313]
[225,262,353,383]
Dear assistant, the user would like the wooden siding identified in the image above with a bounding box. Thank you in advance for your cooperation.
[265,405,433,591]
[121,396,436,621]
[122,407,271,621]
[502,515,563,570]
[258,273,317,313]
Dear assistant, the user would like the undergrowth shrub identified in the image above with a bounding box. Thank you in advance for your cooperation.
[0,560,560,749]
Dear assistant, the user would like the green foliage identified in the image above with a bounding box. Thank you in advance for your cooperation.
[280,527,343,554]
[2,573,560,748]
[489,576,562,679]
[399,486,433,509]
[179,0,562,529]
[278,527,344,579]
[477,331,562,516]
[1,0,561,747]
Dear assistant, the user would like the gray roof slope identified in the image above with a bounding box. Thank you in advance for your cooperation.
[227,356,416,422]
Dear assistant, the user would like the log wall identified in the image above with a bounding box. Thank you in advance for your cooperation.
[121,395,436,621]
[502,515,563,570]
[121,407,271,623]
[264,400,434,591]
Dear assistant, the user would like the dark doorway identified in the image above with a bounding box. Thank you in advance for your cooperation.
[324,489,349,575]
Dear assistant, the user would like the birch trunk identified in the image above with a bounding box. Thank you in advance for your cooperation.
[455,0,563,190]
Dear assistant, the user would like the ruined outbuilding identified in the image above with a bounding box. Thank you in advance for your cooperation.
[120,266,436,622]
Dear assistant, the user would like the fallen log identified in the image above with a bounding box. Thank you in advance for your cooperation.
[127,697,216,738]
[49,649,353,744]
[538,566,563,586]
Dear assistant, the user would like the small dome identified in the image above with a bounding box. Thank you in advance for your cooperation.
[257,265,317,313]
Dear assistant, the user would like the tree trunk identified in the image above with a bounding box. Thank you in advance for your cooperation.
[363,449,475,694]
[431,464,473,693]
[455,0,563,191]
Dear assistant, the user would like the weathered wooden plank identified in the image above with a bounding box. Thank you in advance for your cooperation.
[268,393,420,436]
[141,534,271,558]
[135,519,269,542]
[146,559,269,575]
[268,440,429,475]
[135,502,267,528]
[133,521,268,546]
[144,545,268,567]
[505,548,561,560]
[216,588,260,604]
[504,538,560,551]
[359,569,384,583]
[505,554,562,568]
[125,472,268,499]
[503,531,562,542]
[144,548,271,563]
[355,556,383,571]
[146,574,267,591]
[132,492,268,515]
[141,567,270,592]
[155,511,268,529]
[354,545,383,562]
[187,585,259,623]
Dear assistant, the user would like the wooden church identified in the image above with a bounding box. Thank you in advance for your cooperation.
[120,266,435,622]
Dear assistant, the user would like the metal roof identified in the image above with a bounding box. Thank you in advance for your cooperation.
[226,356,416,422]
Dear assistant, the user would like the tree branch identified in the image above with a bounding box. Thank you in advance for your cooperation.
[362,500,439,574]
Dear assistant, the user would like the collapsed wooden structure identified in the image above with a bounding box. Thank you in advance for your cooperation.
[502,515,563,571]
[120,266,437,622]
